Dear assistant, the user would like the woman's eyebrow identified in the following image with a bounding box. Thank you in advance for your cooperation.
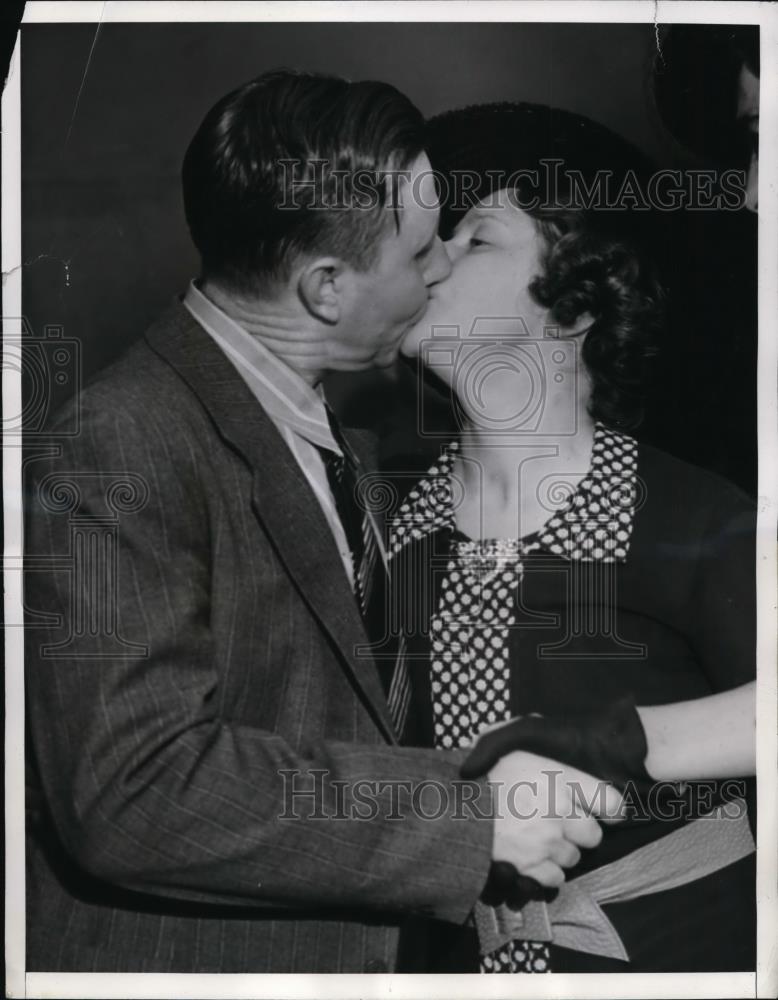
[466,209,510,228]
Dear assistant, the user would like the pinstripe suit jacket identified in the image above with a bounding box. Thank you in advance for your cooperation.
[24,299,493,973]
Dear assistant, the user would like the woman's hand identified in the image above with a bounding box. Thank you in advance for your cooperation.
[461,697,651,792]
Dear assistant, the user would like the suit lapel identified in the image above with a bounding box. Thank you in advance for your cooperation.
[145,301,398,743]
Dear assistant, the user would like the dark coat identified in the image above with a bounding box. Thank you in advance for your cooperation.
[24,299,492,973]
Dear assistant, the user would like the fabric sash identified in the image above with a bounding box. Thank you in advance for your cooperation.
[473,799,755,961]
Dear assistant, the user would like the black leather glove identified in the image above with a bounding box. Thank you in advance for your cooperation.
[480,861,558,910]
[460,695,651,791]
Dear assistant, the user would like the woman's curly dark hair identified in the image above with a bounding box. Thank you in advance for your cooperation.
[426,101,666,431]
[526,202,664,431]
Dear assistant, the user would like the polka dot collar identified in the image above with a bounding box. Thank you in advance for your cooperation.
[389,422,638,563]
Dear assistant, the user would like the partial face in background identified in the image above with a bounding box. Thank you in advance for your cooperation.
[329,152,451,370]
[737,62,759,213]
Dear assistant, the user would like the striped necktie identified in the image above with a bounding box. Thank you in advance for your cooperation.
[321,408,410,738]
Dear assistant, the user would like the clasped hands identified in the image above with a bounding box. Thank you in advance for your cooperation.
[462,698,650,909]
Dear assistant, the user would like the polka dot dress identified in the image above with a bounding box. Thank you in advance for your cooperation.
[482,940,551,973]
[430,536,539,750]
[390,424,638,974]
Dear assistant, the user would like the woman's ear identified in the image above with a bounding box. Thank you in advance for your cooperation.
[566,310,595,337]
[297,257,345,324]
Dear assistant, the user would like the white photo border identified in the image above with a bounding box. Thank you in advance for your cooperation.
[4,2,777,998]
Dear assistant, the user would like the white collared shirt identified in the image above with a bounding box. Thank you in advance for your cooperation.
[182,280,358,584]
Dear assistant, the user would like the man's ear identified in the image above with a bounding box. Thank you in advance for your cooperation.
[297,256,347,324]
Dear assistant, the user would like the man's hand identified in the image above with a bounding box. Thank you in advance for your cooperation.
[489,750,623,889]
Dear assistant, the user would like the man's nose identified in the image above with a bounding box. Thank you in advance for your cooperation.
[425,237,453,287]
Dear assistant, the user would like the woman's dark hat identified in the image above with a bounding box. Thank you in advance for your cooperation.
[424,101,656,236]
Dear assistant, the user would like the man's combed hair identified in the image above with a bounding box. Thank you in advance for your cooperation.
[182,69,426,294]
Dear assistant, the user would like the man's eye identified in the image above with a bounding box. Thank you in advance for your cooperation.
[469,237,488,249]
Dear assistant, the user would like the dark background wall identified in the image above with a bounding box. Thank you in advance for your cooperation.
[19,21,757,494]
[21,21,672,389]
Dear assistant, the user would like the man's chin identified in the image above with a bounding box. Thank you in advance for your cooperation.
[384,328,419,364]
[398,327,423,360]
[399,300,433,354]
[372,352,399,370]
